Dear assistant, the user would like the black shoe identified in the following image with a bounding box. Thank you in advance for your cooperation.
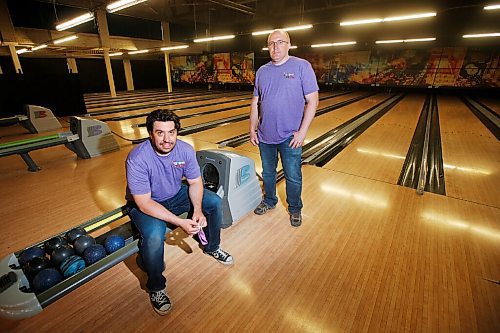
[290,212,302,227]
[204,247,234,265]
[254,201,275,215]
[149,290,172,315]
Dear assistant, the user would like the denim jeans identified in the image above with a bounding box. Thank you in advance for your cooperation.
[129,184,222,292]
[259,136,303,214]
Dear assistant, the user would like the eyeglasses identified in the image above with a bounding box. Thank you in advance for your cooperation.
[267,40,288,48]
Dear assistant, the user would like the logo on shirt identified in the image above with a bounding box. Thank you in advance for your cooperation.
[283,72,295,79]
[172,161,186,168]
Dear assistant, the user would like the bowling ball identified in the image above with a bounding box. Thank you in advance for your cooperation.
[60,255,86,278]
[73,235,96,255]
[44,236,68,255]
[104,235,125,254]
[32,268,62,293]
[66,227,87,244]
[24,256,52,280]
[51,245,75,267]
[83,244,107,266]
[18,247,45,266]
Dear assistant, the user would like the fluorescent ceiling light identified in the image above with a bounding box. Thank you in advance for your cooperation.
[484,4,500,10]
[161,45,189,51]
[129,49,149,54]
[341,12,436,26]
[252,24,313,36]
[56,12,94,31]
[16,48,31,54]
[383,12,436,22]
[193,35,235,43]
[376,37,435,44]
[463,32,500,38]
[53,35,79,44]
[107,0,147,13]
[311,41,357,47]
[32,44,48,51]
[109,52,123,56]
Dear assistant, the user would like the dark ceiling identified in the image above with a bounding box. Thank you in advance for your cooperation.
[9,0,500,51]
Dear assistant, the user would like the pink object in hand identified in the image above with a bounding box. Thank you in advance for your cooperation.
[198,228,208,245]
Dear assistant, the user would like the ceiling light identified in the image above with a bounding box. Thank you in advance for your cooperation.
[340,18,383,26]
[252,24,313,35]
[341,12,436,26]
[193,35,235,43]
[55,12,94,31]
[16,48,31,54]
[463,32,500,38]
[311,41,357,47]
[129,49,149,54]
[484,4,500,10]
[53,35,79,44]
[376,37,435,44]
[107,0,147,13]
[383,12,436,22]
[109,52,123,56]
[32,44,48,51]
[161,45,189,51]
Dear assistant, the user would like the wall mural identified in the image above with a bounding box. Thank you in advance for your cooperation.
[170,48,499,87]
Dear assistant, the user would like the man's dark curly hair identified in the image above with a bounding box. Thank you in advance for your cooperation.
[146,109,181,134]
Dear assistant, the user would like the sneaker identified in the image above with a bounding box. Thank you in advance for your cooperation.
[290,212,302,227]
[149,290,172,315]
[254,201,275,215]
[204,247,234,265]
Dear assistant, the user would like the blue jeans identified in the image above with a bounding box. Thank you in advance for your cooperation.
[259,136,303,214]
[129,184,222,292]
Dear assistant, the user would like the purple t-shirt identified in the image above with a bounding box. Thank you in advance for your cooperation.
[125,139,201,202]
[253,56,319,144]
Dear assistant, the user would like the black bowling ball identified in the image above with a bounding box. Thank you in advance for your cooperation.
[18,247,45,266]
[73,235,96,255]
[66,227,87,244]
[51,245,75,267]
[44,236,68,255]
[24,256,52,280]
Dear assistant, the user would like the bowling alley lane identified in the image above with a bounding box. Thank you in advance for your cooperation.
[187,91,359,145]
[322,94,425,184]
[236,93,390,155]
[438,96,500,208]
[477,97,500,114]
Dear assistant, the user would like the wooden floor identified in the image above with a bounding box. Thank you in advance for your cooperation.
[1,89,499,332]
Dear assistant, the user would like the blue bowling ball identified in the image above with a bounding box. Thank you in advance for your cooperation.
[73,235,96,255]
[32,268,62,293]
[24,256,52,280]
[19,247,45,266]
[104,235,125,254]
[66,227,87,244]
[60,255,86,278]
[51,245,75,267]
[83,244,107,266]
[44,236,68,255]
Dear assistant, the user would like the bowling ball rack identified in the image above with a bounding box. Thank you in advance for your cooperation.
[0,205,139,320]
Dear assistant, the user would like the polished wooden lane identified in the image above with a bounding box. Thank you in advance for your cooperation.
[1,158,498,332]
[477,97,500,114]
[322,94,425,184]
[438,96,500,208]
[186,92,361,148]
[235,93,391,155]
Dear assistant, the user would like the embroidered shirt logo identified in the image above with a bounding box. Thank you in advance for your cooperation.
[173,161,186,168]
[283,72,295,79]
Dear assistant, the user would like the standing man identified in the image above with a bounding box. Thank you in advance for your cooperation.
[126,109,233,315]
[250,29,319,227]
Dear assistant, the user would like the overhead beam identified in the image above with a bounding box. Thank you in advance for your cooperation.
[207,0,255,15]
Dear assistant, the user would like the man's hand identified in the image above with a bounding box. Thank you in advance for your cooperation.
[250,131,259,146]
[289,130,306,148]
[191,209,207,228]
[180,218,202,236]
